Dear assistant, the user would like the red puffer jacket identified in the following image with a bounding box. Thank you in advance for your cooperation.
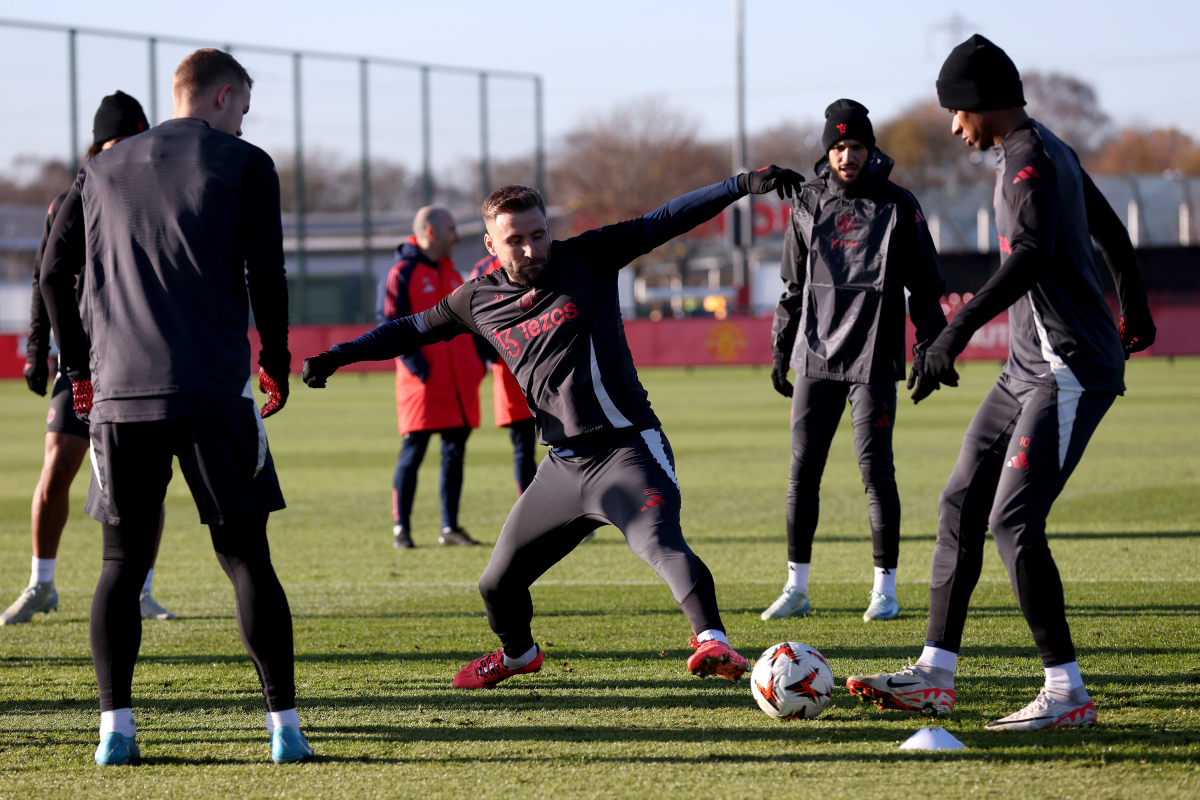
[381,238,484,434]
[470,255,534,427]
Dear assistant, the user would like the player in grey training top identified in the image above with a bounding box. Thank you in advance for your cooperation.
[847,34,1155,732]
[40,49,312,765]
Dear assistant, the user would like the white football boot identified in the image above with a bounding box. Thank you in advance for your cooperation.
[0,581,59,625]
[760,588,811,620]
[847,662,956,716]
[986,687,1098,731]
[140,590,177,620]
[863,591,899,621]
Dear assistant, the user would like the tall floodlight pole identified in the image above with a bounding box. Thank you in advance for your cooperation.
[534,76,545,197]
[360,58,373,322]
[68,29,79,175]
[293,52,307,324]
[479,72,491,205]
[731,0,750,303]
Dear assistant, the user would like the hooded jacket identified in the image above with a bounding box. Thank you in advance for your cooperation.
[772,149,947,384]
[377,237,484,434]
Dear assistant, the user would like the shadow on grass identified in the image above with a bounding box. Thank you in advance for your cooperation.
[685,530,1200,545]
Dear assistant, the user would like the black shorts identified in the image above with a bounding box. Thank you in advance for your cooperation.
[85,403,286,527]
[46,373,90,439]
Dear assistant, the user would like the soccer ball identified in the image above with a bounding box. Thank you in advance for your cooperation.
[750,642,835,720]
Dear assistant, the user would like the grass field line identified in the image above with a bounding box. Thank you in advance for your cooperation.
[18,576,1200,593]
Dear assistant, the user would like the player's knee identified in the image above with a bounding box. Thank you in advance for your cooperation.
[41,458,79,495]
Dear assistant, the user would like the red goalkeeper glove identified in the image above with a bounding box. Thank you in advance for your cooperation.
[72,378,93,423]
[258,367,289,418]
[1119,315,1155,359]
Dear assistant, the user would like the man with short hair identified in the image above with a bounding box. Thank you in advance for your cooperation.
[6,91,176,626]
[304,166,805,688]
[41,48,311,765]
[379,206,485,549]
[764,99,947,624]
[847,35,1155,731]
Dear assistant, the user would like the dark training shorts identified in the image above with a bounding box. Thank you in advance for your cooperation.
[46,373,90,439]
[85,402,286,527]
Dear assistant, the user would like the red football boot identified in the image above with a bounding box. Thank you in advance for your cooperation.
[687,636,749,682]
[452,647,543,689]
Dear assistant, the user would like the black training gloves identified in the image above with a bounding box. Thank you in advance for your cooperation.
[23,358,48,396]
[738,165,805,199]
[911,341,959,405]
[771,355,794,398]
[1119,314,1156,360]
[906,341,926,394]
[302,350,344,388]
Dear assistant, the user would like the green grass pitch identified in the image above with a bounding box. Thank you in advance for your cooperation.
[0,358,1197,798]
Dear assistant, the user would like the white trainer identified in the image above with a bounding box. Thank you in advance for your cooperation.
[863,591,899,621]
[760,588,811,620]
[847,662,956,717]
[986,687,1098,731]
[0,581,59,625]
[140,591,177,620]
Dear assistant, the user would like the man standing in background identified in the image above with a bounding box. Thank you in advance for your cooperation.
[471,254,538,495]
[763,99,947,624]
[378,208,486,548]
[5,91,175,626]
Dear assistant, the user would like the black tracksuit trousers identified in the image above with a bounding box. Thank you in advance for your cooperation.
[479,428,723,656]
[926,373,1115,666]
[787,376,900,569]
[87,416,295,712]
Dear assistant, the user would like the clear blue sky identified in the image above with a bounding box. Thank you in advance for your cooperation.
[1,0,1197,176]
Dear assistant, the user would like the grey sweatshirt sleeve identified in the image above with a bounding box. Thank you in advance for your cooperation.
[771,199,807,362]
[39,174,90,381]
[240,151,291,378]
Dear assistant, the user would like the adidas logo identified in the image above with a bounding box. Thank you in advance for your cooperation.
[1007,451,1030,470]
[1013,166,1041,184]
[872,414,891,428]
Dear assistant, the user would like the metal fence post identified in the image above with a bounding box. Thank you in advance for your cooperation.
[534,76,545,197]
[68,29,78,175]
[479,72,490,205]
[421,65,433,205]
[293,52,307,323]
[148,38,158,125]
[360,58,373,322]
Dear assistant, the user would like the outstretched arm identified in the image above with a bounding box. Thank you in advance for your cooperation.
[1082,170,1154,356]
[567,167,804,276]
[303,291,474,387]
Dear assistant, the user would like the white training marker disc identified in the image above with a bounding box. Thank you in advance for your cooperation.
[899,727,966,751]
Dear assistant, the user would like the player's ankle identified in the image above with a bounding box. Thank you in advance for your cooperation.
[100,708,136,738]
[501,644,539,670]
[694,629,728,645]
[266,708,301,735]
[785,562,809,594]
[872,566,896,597]
[31,556,56,586]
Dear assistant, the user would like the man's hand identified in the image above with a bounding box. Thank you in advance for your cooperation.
[739,165,805,199]
[71,378,93,423]
[910,343,958,405]
[771,356,794,398]
[23,358,48,396]
[1120,314,1156,359]
[258,367,289,418]
[302,351,343,388]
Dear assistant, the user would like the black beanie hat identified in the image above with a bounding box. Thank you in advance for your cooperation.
[936,34,1026,112]
[822,99,875,154]
[92,91,149,146]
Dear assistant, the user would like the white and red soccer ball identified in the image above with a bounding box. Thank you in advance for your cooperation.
[750,642,835,720]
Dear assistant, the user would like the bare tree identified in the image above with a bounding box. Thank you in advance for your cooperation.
[0,157,74,207]
[1087,128,1200,176]
[551,97,727,232]
[875,100,991,194]
[749,121,822,176]
[1023,71,1112,156]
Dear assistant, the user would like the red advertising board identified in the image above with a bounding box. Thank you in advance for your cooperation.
[2,300,1196,379]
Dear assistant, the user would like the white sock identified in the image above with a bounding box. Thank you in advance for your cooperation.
[872,567,896,597]
[266,708,300,735]
[31,557,56,586]
[501,644,539,670]
[142,568,154,594]
[785,562,809,594]
[695,629,729,645]
[1044,661,1084,691]
[100,708,136,738]
[917,646,958,672]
